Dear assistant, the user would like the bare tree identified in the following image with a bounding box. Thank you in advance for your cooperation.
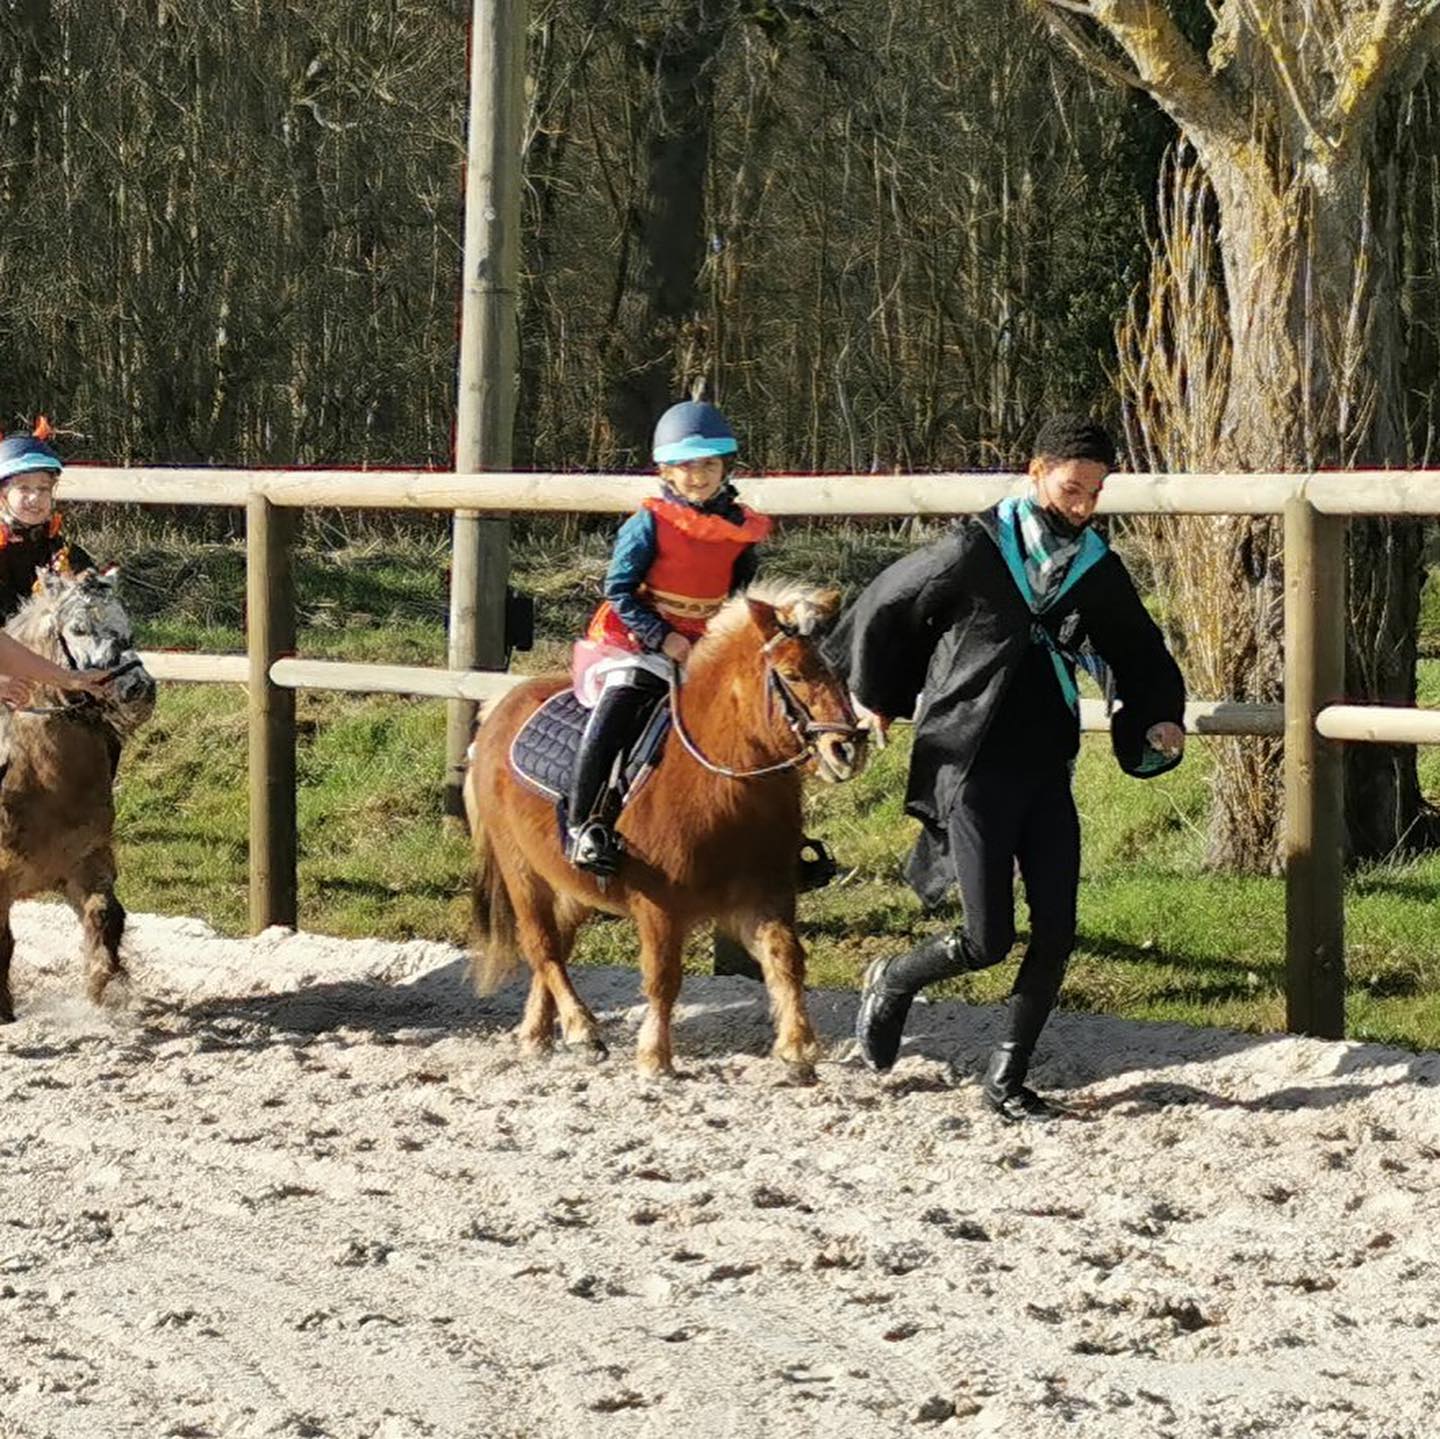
[1041,0,1440,865]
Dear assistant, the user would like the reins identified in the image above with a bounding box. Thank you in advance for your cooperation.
[665,639,862,781]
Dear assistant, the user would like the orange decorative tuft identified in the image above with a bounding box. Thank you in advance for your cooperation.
[32,415,53,441]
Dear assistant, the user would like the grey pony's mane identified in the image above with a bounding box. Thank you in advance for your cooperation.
[5,578,78,664]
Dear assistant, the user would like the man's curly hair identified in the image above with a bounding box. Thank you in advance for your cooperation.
[1031,414,1117,470]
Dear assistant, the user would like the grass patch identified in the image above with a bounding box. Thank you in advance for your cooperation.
[111,689,1440,1051]
[69,513,1440,1051]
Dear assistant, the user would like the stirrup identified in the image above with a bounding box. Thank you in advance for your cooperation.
[567,819,624,877]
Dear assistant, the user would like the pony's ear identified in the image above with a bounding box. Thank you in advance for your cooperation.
[774,588,843,638]
[746,597,781,640]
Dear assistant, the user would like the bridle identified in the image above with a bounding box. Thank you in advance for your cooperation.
[12,622,144,721]
[666,630,863,780]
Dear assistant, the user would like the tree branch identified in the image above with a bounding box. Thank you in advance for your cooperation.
[1036,5,1148,94]
[1052,0,1248,150]
[1234,0,1336,159]
[1328,0,1440,155]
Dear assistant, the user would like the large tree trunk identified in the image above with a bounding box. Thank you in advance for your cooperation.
[1121,139,1428,870]
[1052,0,1440,870]
[1345,518,1427,857]
[1203,157,1425,867]
[602,6,730,463]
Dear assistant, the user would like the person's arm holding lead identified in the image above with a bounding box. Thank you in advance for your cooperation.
[0,631,113,706]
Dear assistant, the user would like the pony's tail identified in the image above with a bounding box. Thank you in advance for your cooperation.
[468,816,522,995]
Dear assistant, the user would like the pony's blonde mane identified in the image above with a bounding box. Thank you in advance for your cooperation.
[697,581,838,651]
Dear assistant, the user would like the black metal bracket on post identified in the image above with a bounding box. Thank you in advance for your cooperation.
[505,587,534,658]
[712,837,840,981]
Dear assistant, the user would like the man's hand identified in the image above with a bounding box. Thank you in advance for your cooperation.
[853,697,891,752]
[1146,721,1185,758]
[60,669,117,699]
[661,632,692,664]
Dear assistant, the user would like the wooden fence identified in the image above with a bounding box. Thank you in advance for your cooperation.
[59,465,1440,1041]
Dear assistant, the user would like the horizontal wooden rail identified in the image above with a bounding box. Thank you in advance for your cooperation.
[134,654,1291,737]
[1078,698,1284,737]
[139,651,249,684]
[270,658,525,702]
[143,653,1440,756]
[51,464,1440,516]
[1316,704,1440,745]
[1305,473,1440,515]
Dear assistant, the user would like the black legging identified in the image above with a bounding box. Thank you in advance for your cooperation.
[567,668,668,828]
[946,761,1080,1054]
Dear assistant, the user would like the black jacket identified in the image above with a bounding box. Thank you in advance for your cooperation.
[0,522,94,622]
[824,506,1185,902]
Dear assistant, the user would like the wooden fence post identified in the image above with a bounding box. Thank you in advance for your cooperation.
[444,0,525,826]
[1283,496,1346,1037]
[248,494,298,932]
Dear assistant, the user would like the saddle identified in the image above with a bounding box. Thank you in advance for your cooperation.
[508,686,671,818]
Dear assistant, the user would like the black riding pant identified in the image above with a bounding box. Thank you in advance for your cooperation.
[566,668,667,828]
[948,760,1080,1055]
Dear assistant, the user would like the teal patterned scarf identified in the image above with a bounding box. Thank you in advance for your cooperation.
[1016,496,1086,609]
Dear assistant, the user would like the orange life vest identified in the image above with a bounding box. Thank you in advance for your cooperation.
[0,512,62,550]
[586,496,771,650]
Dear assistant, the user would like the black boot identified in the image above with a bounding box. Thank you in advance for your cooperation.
[854,931,965,1072]
[565,682,653,875]
[982,1042,1059,1123]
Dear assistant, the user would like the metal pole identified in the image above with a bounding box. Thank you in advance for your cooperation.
[247,494,298,932]
[1283,497,1347,1038]
[445,0,524,824]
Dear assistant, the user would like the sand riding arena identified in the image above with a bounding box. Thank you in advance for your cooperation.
[0,901,1437,1438]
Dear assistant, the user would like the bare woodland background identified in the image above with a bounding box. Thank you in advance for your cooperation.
[4,0,1440,871]
[0,0,1158,471]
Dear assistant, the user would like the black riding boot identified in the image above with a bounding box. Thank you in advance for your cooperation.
[854,931,969,1072]
[565,679,658,875]
[982,1042,1059,1123]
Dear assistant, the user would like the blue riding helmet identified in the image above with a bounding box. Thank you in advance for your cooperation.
[0,434,62,485]
[652,401,738,465]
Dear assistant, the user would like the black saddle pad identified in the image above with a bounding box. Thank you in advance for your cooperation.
[509,687,671,809]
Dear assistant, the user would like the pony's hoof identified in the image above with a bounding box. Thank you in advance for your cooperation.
[0,1004,14,1025]
[636,1058,677,1082]
[566,1034,609,1063]
[88,970,130,1008]
[517,1034,555,1060]
[783,1061,819,1087]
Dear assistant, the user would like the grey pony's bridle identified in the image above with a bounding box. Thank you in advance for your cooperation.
[12,609,144,721]
[665,630,864,781]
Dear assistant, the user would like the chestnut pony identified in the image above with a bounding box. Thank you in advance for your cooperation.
[464,583,865,1081]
